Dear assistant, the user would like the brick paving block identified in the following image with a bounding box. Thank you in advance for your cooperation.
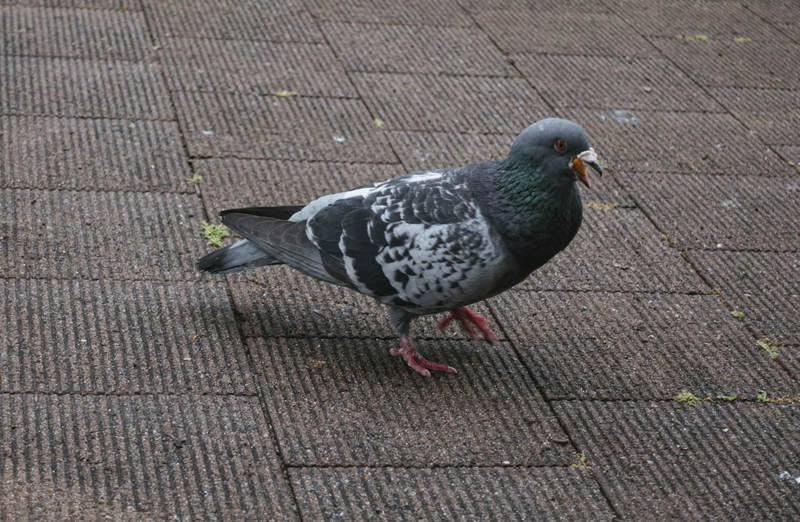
[605,0,790,41]
[473,9,657,56]
[0,188,206,280]
[687,251,800,344]
[389,130,511,170]
[617,173,800,251]
[458,0,613,12]
[0,394,296,519]
[3,6,152,61]
[518,207,705,293]
[304,0,473,27]
[1,470,142,521]
[195,158,405,218]
[492,291,798,399]
[561,109,793,176]
[776,22,800,44]
[160,38,356,98]
[248,336,573,466]
[353,72,549,133]
[514,54,721,112]
[1,56,171,119]
[773,145,800,168]
[555,401,800,520]
[321,22,514,76]
[743,0,800,25]
[652,37,800,89]
[143,0,321,43]
[224,267,499,342]
[1,116,191,192]
[290,466,613,520]
[1,278,254,393]
[709,87,800,146]
[0,0,141,8]
[173,90,396,162]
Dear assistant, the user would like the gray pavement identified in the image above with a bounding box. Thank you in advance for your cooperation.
[1,0,799,519]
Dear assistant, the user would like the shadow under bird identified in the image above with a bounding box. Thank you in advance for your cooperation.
[197,118,602,376]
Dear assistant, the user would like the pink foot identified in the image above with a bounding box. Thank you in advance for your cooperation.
[390,338,456,377]
[437,307,497,343]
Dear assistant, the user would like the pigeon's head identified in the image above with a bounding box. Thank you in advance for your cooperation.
[508,118,603,188]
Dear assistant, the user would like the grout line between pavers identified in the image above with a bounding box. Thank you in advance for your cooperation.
[0,391,260,398]
[0,110,177,123]
[282,462,586,470]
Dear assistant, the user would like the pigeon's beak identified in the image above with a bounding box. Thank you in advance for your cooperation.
[570,148,603,188]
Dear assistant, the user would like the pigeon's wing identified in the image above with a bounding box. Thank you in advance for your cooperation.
[306,168,511,310]
[220,210,341,285]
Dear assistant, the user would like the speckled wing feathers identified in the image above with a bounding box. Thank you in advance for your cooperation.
[305,170,510,312]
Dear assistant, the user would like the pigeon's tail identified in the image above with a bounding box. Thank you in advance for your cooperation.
[196,239,282,275]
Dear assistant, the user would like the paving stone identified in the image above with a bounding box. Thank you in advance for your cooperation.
[0,278,254,393]
[652,37,800,88]
[555,401,800,520]
[742,0,800,25]
[143,0,321,43]
[458,0,612,12]
[159,38,356,98]
[290,466,613,520]
[561,109,793,176]
[321,22,514,76]
[773,145,800,168]
[248,336,572,466]
[3,5,152,61]
[0,0,140,8]
[223,267,499,343]
[353,72,549,133]
[687,251,799,345]
[173,90,396,162]
[513,54,721,112]
[0,188,206,280]
[492,291,797,399]
[617,172,800,251]
[605,0,791,41]
[473,9,657,56]
[389,130,512,171]
[518,207,705,293]
[1,116,191,192]
[0,394,296,519]
[1,56,171,119]
[709,87,800,146]
[195,158,405,218]
[304,0,474,27]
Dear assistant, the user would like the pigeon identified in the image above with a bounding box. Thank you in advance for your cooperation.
[197,118,602,376]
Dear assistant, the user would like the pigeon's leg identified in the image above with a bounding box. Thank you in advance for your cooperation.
[438,306,497,343]
[388,308,457,377]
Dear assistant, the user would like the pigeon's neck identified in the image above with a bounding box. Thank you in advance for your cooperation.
[474,163,583,265]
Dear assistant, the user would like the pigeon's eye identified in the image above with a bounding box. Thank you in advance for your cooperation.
[554,139,568,153]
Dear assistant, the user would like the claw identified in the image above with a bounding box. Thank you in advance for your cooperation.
[437,307,497,343]
[390,338,456,377]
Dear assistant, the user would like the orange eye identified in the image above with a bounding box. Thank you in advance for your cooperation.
[554,139,568,152]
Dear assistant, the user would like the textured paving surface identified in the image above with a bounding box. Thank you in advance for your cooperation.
[1,0,798,520]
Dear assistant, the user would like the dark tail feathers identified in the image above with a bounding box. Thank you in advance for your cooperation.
[196,239,282,275]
